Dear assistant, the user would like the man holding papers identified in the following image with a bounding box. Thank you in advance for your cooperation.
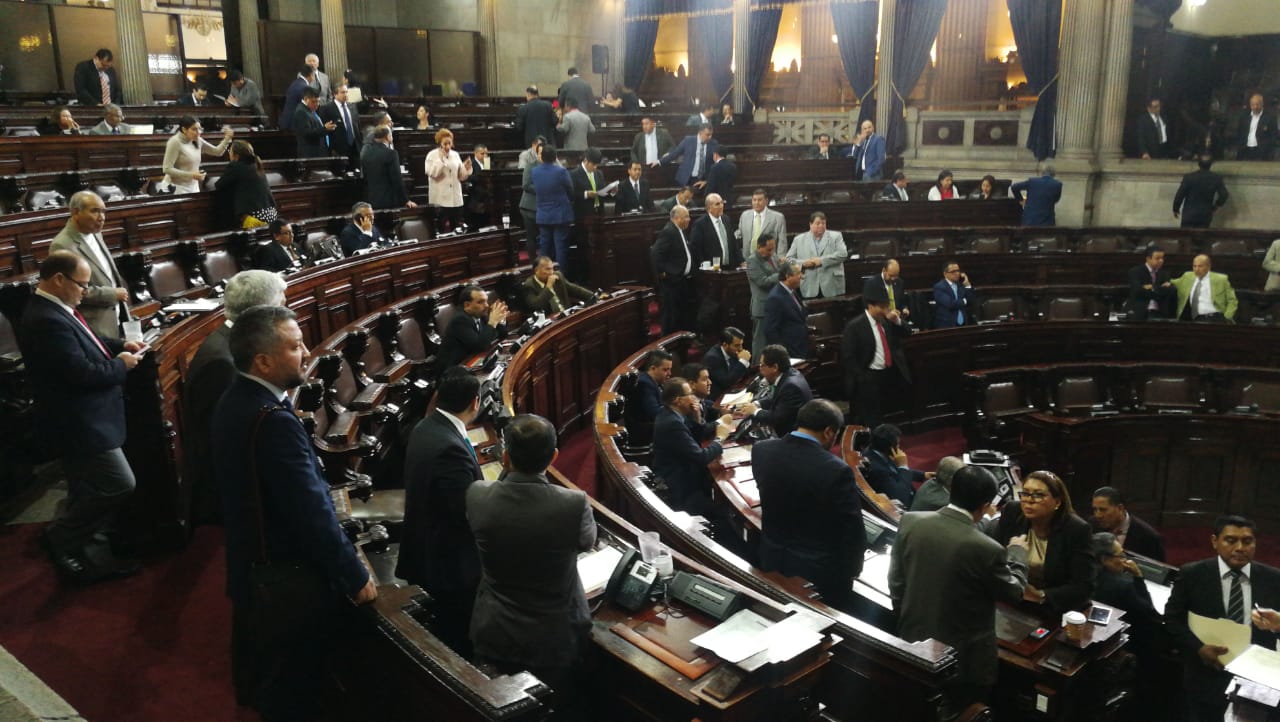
[1165,515,1280,722]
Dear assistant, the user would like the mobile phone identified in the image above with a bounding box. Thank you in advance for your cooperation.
[1087,606,1112,625]
[1029,627,1051,640]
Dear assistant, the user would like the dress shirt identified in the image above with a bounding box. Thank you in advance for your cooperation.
[437,407,472,447]
[340,103,354,144]
[1151,114,1167,144]
[948,280,966,325]
[896,185,908,201]
[37,288,112,359]
[866,310,887,370]
[712,215,729,263]
[1114,512,1132,548]
[645,133,658,164]
[35,289,75,317]
[1145,264,1160,311]
[1249,113,1262,147]
[631,180,641,199]
[751,212,763,243]
[1190,275,1217,317]
[1219,557,1253,618]
[679,228,692,276]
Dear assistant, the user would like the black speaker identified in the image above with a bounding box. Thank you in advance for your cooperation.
[591,45,609,74]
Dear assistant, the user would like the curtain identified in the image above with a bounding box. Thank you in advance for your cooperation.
[886,0,947,154]
[624,0,662,91]
[1008,0,1062,160]
[831,0,879,125]
[691,0,735,103]
[744,7,783,111]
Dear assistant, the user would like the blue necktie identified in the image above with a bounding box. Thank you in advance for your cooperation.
[953,283,964,325]
[314,111,329,148]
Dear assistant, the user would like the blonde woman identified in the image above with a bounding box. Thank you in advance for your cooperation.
[424,128,472,232]
[161,115,233,194]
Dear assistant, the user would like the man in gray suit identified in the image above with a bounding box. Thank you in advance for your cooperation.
[738,188,788,259]
[745,233,782,360]
[909,456,965,512]
[557,98,595,152]
[303,52,332,104]
[889,465,1030,713]
[468,414,596,703]
[49,191,130,338]
[87,104,132,135]
[789,211,848,299]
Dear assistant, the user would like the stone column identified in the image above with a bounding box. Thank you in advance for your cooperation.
[320,0,348,86]
[875,0,896,138]
[1094,0,1134,160]
[114,0,152,104]
[237,0,263,84]
[732,0,750,112]
[1054,0,1107,161]
[479,0,500,95]
[933,0,987,104]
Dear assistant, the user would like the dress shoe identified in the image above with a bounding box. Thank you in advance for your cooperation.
[43,531,139,584]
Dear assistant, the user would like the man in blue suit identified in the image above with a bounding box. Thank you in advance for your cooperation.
[652,376,730,515]
[530,146,575,268]
[21,252,145,584]
[338,201,384,256]
[751,345,813,436]
[850,120,886,182]
[763,260,809,358]
[660,124,719,188]
[861,423,930,507]
[703,327,751,397]
[1011,165,1063,226]
[932,260,977,328]
[212,305,375,718]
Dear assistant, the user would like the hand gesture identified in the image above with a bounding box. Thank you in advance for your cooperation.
[464,157,473,172]
[488,300,508,326]
[117,351,140,370]
[1007,534,1030,552]
[1197,644,1230,670]
[406,200,418,208]
[222,126,235,139]
[891,446,909,467]
[737,348,751,363]
[737,401,759,416]
[694,180,707,189]
[1253,607,1280,631]
[114,288,131,302]
[545,272,557,287]
[714,417,733,442]
[195,170,207,182]
[323,121,337,131]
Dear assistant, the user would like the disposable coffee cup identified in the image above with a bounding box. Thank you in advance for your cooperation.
[638,531,661,563]
[1062,611,1087,641]
[123,320,143,343]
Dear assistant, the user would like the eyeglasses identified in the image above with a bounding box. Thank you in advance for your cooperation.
[945,268,962,274]
[1021,491,1051,502]
[63,274,91,290]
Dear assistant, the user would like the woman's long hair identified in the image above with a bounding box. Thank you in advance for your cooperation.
[231,140,264,176]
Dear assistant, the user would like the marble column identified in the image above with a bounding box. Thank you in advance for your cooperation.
[733,0,750,112]
[114,0,151,104]
[875,0,896,138]
[932,0,987,104]
[1054,0,1107,161]
[479,0,500,95]
[237,0,263,85]
[320,0,348,87]
[1094,0,1134,160]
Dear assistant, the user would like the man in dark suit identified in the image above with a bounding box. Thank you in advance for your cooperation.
[183,270,286,526]
[652,377,730,515]
[1173,156,1229,228]
[319,83,361,168]
[850,120,886,182]
[1011,165,1063,226]
[690,193,740,268]
[631,116,675,166]
[653,205,696,335]
[807,133,838,160]
[704,327,751,398]
[658,186,696,215]
[754,399,864,611]
[615,161,654,214]
[880,170,911,201]
[863,258,910,329]
[211,305,376,718]
[176,83,211,107]
[397,367,484,653]
[515,85,557,149]
[338,202,384,257]
[1091,486,1166,561]
[519,255,595,314]
[861,423,929,507]
[627,349,672,431]
[703,148,737,201]
[660,124,719,187]
[1125,246,1176,321]
[932,260,977,328]
[890,466,1030,713]
[842,284,909,427]
[292,88,334,158]
[73,49,123,106]
[467,414,596,707]
[437,285,508,371]
[1135,98,1172,159]
[1234,93,1277,161]
[278,66,314,130]
[751,345,813,436]
[531,146,575,269]
[361,127,417,210]
[20,252,144,583]
[569,147,609,221]
[557,67,594,114]
[763,261,808,358]
[1165,515,1280,722]
[254,220,303,273]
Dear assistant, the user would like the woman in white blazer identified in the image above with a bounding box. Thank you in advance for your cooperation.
[424,128,472,232]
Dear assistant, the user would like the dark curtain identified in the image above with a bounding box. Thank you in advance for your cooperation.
[1008,0,1062,160]
[886,0,947,154]
[624,0,662,91]
[831,0,880,125]
[744,7,783,110]
[691,0,734,103]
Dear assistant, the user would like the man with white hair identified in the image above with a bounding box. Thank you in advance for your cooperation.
[49,190,130,339]
[303,52,332,104]
[652,204,696,334]
[910,456,965,512]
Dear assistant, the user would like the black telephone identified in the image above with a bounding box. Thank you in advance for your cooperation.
[604,549,658,612]
[725,416,775,445]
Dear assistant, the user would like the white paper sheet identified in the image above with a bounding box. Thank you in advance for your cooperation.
[1189,611,1253,665]
[1226,644,1280,691]
[690,608,773,663]
[720,445,752,466]
[576,545,624,598]
[163,298,222,312]
[720,391,753,408]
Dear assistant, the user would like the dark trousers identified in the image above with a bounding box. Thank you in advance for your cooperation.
[849,368,889,427]
[659,276,692,335]
[538,223,571,269]
[750,316,766,360]
[232,598,352,721]
[47,448,135,555]
[435,205,465,233]
[1180,217,1211,229]
[1238,146,1272,161]
[520,209,539,262]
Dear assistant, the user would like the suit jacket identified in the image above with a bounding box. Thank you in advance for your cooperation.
[661,135,719,186]
[1165,557,1280,703]
[850,134,886,181]
[754,434,864,608]
[1135,113,1171,158]
[73,59,122,106]
[652,222,694,281]
[1124,263,1176,320]
[630,128,674,165]
[292,104,329,158]
[704,158,737,200]
[19,294,128,456]
[789,231,848,298]
[806,145,841,160]
[744,250,781,319]
[176,92,210,107]
[49,220,128,338]
[909,478,950,512]
[651,407,722,512]
[569,164,606,220]
[515,98,557,148]
[310,70,333,104]
[396,410,485,593]
[361,142,409,209]
[863,274,907,316]
[254,241,300,273]
[468,471,596,671]
[738,207,788,259]
[862,448,924,507]
[890,507,1029,687]
[614,178,653,214]
[558,76,594,113]
[278,76,309,130]
[88,121,133,136]
[841,311,911,397]
[987,505,1097,612]
[1011,175,1063,226]
[658,194,699,215]
[763,284,809,358]
[438,311,502,370]
[557,110,594,151]
[1173,270,1238,320]
[754,368,812,436]
[931,279,977,328]
[1235,110,1278,156]
[1173,169,1229,227]
[182,325,235,522]
[339,222,382,257]
[879,183,910,202]
[319,101,361,163]
[531,162,575,226]
[518,274,593,315]
[689,213,740,268]
[704,343,747,398]
[1119,513,1166,562]
[212,376,369,608]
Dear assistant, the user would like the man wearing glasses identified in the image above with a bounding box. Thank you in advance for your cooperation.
[651,376,731,515]
[20,251,145,584]
[339,201,384,257]
[932,260,976,329]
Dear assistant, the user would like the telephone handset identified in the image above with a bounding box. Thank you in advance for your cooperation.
[604,548,658,612]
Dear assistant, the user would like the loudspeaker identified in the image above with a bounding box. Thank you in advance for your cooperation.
[591,45,609,74]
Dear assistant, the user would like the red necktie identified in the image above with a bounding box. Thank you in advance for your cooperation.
[876,321,892,367]
[73,309,112,359]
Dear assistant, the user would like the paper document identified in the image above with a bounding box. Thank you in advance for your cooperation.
[789,358,805,368]
[163,298,222,312]
[1189,611,1253,665]
[1226,644,1280,691]
[601,180,620,195]
[691,609,773,663]
[467,427,489,446]
[720,391,753,408]
[720,445,752,467]
[577,545,624,598]
[480,461,503,482]
[758,613,824,664]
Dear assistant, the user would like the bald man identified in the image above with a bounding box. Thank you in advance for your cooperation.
[862,258,909,329]
[1173,254,1237,322]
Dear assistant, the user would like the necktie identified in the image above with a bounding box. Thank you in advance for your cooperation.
[341,104,354,144]
[886,282,896,311]
[694,143,705,177]
[1149,269,1159,310]
[791,288,804,311]
[633,181,639,199]
[73,309,112,359]
[715,218,727,262]
[99,72,110,105]
[752,214,762,243]
[548,283,563,313]
[1155,115,1165,144]
[587,171,598,208]
[112,127,119,135]
[953,283,965,325]
[281,396,295,414]
[1190,279,1203,319]
[875,320,892,367]
[1228,570,1245,624]
[679,229,691,276]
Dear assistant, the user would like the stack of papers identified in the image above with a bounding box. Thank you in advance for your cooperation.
[691,609,825,671]
[721,390,753,408]
[162,298,222,313]
[577,545,624,597]
[1227,645,1280,692]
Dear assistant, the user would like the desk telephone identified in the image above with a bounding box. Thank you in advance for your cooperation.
[605,549,658,612]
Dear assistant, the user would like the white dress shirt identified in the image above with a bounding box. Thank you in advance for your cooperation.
[1249,112,1262,147]
[645,132,658,164]
[1151,113,1166,144]
[866,310,887,370]
[1190,274,1217,317]
[1219,556,1252,619]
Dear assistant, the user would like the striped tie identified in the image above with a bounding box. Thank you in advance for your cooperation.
[1228,569,1245,624]
[100,72,110,105]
